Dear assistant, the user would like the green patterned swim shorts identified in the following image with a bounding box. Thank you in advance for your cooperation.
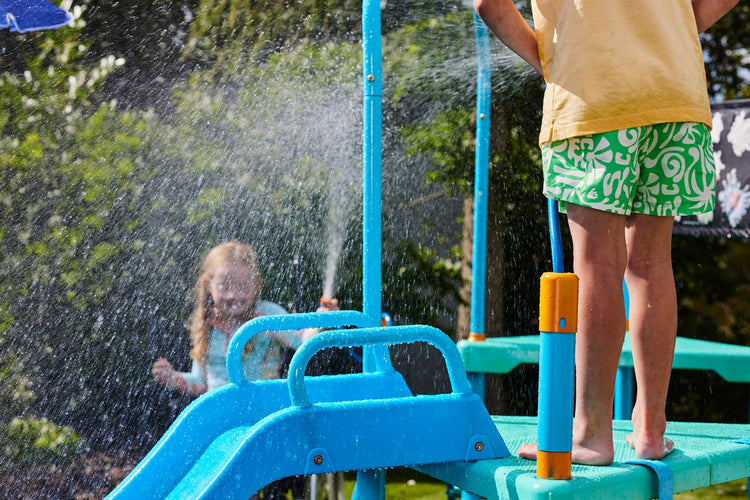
[542,122,715,216]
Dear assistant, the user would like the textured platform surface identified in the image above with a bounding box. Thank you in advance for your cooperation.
[416,416,750,500]
[458,335,750,382]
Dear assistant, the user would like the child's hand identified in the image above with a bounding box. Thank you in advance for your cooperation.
[151,358,176,387]
[316,297,339,312]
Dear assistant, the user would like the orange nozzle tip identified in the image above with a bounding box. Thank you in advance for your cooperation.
[467,332,486,342]
[539,272,579,333]
[320,296,334,307]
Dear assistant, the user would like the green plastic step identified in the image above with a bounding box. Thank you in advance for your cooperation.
[458,335,750,383]
[416,416,750,499]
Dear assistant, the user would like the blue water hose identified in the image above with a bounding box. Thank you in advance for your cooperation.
[548,198,565,274]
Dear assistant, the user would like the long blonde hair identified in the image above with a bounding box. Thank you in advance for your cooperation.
[187,241,262,363]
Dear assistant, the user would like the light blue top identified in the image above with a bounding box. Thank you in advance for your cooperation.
[180,301,302,390]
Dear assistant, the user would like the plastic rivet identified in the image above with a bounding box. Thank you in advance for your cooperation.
[314,455,324,465]
[475,442,484,452]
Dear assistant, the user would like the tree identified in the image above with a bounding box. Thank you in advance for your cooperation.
[701,2,750,100]
[384,8,546,339]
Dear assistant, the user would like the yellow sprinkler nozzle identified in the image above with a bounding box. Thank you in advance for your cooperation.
[539,272,578,333]
[537,450,572,480]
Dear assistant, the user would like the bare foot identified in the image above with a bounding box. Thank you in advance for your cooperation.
[517,442,614,466]
[517,442,538,461]
[626,433,674,460]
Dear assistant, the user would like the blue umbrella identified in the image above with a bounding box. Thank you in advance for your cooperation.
[1,0,72,33]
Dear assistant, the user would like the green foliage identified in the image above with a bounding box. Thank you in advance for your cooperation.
[674,238,750,346]
[384,8,547,333]
[183,0,363,74]
[0,350,36,418]
[701,2,750,99]
[382,240,463,333]
[1,417,87,465]
[402,108,475,194]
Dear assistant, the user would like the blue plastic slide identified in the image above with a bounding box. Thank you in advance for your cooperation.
[107,317,509,500]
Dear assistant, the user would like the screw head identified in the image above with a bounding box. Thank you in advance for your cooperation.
[479,113,486,119]
[367,74,376,82]
[314,455,324,465]
[475,442,484,452]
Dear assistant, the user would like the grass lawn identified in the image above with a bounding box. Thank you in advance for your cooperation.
[675,479,748,499]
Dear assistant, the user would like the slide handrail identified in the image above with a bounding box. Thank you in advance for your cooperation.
[287,324,473,406]
[226,311,371,384]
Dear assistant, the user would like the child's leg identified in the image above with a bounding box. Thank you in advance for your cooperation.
[566,203,628,465]
[624,213,676,459]
[520,203,627,465]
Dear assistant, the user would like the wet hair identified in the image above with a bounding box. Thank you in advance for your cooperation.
[187,241,262,363]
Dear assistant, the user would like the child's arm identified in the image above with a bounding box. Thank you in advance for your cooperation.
[473,0,542,75]
[152,358,208,396]
[691,0,740,33]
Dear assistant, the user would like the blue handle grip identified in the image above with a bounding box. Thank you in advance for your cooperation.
[226,311,371,385]
[288,324,473,406]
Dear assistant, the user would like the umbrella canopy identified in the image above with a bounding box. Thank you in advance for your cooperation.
[1,0,72,33]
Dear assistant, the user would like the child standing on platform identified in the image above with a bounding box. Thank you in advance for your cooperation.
[473,0,739,464]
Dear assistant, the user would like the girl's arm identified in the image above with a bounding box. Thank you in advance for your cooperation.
[692,0,740,33]
[473,0,542,74]
[152,358,208,396]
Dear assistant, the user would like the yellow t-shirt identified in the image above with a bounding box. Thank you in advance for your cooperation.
[531,0,712,146]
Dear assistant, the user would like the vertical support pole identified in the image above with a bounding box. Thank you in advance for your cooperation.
[354,3,389,499]
[466,12,492,406]
[352,469,386,500]
[537,272,578,480]
[614,280,633,419]
[468,11,491,345]
[362,0,382,331]
[614,366,635,420]
[548,198,564,274]
[361,0,392,374]
[460,491,482,500]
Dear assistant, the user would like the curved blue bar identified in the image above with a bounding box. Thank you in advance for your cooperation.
[288,325,474,406]
[537,331,576,452]
[470,13,491,337]
[226,311,370,384]
[548,198,564,273]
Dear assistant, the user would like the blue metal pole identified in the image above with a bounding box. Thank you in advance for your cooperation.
[356,2,388,498]
[362,0,382,331]
[615,366,635,420]
[466,13,492,404]
[548,198,564,274]
[361,0,393,375]
[614,281,634,419]
[352,469,386,500]
[469,12,491,343]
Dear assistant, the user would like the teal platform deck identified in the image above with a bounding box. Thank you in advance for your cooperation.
[458,335,750,382]
[417,416,750,499]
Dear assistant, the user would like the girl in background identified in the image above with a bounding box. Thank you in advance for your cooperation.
[152,240,302,395]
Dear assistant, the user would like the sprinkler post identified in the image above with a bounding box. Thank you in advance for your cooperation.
[537,272,578,480]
